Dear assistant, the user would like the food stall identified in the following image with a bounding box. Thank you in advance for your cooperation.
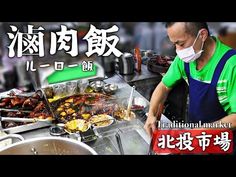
[0,43,190,155]
[2,22,234,155]
[0,21,188,155]
[0,67,154,154]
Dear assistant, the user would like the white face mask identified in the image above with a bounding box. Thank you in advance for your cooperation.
[176,31,204,63]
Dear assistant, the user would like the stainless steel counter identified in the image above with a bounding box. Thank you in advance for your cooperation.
[115,64,162,101]
[18,74,151,154]
[116,64,161,84]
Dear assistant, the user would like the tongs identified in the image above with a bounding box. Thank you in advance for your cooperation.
[0,116,52,123]
[115,131,124,155]
[0,108,31,113]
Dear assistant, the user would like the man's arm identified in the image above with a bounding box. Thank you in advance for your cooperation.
[144,81,172,136]
[213,114,236,130]
[195,114,236,130]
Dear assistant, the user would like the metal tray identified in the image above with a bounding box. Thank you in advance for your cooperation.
[1,121,51,134]
[0,90,54,134]
[87,119,151,155]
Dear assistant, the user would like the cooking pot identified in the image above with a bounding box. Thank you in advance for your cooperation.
[0,134,97,155]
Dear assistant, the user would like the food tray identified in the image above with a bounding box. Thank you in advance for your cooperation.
[1,121,51,134]
[0,90,53,133]
[87,119,151,154]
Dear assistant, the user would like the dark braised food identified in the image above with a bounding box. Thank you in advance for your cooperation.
[0,91,53,129]
[52,93,116,129]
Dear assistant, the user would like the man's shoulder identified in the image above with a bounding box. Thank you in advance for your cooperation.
[222,52,236,74]
[216,40,236,67]
[226,50,236,65]
[172,56,184,66]
[215,37,234,56]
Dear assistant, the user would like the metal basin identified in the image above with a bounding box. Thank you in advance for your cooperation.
[88,119,151,155]
[0,136,97,155]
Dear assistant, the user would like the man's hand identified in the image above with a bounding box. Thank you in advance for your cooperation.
[144,82,171,137]
[144,115,157,137]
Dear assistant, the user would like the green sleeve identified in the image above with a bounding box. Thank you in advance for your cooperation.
[228,65,236,113]
[162,56,185,88]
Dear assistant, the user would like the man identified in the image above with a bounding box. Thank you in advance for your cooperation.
[144,22,236,153]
